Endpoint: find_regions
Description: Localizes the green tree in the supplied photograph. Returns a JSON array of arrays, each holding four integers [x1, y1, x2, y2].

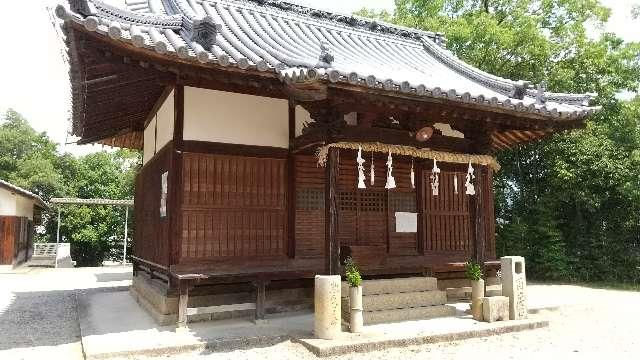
[[358, 1, 640, 282], [0, 109, 141, 266]]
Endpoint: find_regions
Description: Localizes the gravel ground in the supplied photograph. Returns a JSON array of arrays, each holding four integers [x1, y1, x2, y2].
[[1, 267, 639, 359], [126, 285, 640, 360], [0, 266, 132, 360]]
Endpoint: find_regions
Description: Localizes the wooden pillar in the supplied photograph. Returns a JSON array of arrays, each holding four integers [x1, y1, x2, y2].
[[170, 84, 185, 268], [416, 161, 425, 255], [254, 279, 268, 322], [177, 279, 190, 328], [473, 166, 486, 266], [287, 98, 296, 258], [325, 148, 340, 275]]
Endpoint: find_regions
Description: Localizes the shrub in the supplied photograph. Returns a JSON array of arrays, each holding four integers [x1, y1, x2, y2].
[[465, 259, 483, 281], [344, 257, 362, 287]]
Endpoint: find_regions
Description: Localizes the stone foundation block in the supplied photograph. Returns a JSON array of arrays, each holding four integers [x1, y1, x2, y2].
[[482, 296, 509, 323]]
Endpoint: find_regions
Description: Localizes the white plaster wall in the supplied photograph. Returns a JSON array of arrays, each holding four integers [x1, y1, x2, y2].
[[0, 188, 17, 216], [0, 188, 34, 219], [184, 87, 289, 148], [295, 105, 312, 137], [143, 90, 175, 164], [143, 118, 156, 164], [14, 196, 34, 220]]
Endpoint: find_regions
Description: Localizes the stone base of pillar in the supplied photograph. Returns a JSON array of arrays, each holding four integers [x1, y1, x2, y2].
[[349, 286, 363, 333], [471, 279, 485, 321]]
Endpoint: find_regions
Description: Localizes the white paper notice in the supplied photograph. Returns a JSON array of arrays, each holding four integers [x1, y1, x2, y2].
[[160, 171, 168, 218], [395, 212, 417, 233]]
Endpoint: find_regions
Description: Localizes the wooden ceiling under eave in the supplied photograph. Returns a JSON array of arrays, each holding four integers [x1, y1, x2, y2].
[[67, 28, 173, 150]]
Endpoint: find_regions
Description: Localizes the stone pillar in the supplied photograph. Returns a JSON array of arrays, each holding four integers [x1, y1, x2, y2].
[[471, 279, 485, 321], [349, 286, 363, 333], [500, 256, 527, 320], [314, 275, 341, 339]]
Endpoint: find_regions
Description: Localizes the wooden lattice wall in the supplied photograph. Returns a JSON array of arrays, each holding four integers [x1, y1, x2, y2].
[[294, 155, 325, 258]]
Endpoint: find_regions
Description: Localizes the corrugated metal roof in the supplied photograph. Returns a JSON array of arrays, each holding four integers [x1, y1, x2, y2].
[[50, 198, 134, 206], [55, 0, 598, 120]]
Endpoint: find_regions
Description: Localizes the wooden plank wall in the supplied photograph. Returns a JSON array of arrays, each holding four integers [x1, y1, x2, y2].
[[0, 216, 31, 266], [0, 216, 16, 265], [423, 168, 471, 254], [482, 168, 496, 259], [294, 155, 325, 258], [134, 143, 173, 267], [180, 153, 287, 261]]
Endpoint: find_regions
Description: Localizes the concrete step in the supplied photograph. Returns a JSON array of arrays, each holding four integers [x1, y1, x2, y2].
[[363, 304, 457, 325], [341, 277, 438, 296]]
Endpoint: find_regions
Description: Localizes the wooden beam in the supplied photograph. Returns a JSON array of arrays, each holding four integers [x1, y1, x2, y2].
[[324, 148, 340, 275], [182, 141, 289, 159]]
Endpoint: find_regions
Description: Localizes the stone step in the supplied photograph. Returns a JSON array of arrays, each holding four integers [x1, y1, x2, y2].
[[342, 290, 447, 312], [341, 277, 438, 296], [438, 277, 501, 290], [437, 278, 470, 290], [486, 285, 502, 297], [446, 285, 503, 301], [363, 305, 457, 325], [364, 290, 447, 311]]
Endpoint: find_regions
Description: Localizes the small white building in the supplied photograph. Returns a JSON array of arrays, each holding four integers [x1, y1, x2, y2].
[[0, 180, 47, 269]]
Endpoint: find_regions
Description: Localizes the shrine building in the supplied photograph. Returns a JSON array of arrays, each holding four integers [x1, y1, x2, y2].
[[56, 0, 598, 325]]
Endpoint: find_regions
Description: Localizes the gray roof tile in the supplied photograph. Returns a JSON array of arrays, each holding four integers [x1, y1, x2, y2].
[[56, 0, 599, 119]]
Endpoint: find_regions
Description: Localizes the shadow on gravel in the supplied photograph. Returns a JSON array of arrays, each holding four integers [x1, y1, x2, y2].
[[0, 289, 80, 351]]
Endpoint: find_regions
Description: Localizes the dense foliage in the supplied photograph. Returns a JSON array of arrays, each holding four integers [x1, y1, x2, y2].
[[358, 0, 640, 283], [465, 259, 483, 281], [344, 257, 363, 287], [0, 109, 140, 266]]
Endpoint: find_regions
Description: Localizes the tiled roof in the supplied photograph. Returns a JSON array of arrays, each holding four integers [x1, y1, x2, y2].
[[55, 0, 599, 120]]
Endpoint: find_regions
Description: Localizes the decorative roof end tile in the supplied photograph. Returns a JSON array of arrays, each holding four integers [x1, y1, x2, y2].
[[70, 0, 95, 16], [510, 81, 529, 100], [536, 82, 547, 105], [318, 41, 334, 67], [183, 16, 220, 51]]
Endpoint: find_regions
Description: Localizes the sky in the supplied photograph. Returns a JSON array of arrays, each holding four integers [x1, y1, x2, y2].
[[0, 0, 637, 156]]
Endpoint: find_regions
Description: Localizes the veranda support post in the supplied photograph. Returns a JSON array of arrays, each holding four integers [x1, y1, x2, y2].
[[55, 207, 61, 268], [122, 206, 129, 266]]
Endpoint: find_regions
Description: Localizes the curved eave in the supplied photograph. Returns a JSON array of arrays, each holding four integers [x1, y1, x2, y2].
[[59, 4, 599, 123]]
